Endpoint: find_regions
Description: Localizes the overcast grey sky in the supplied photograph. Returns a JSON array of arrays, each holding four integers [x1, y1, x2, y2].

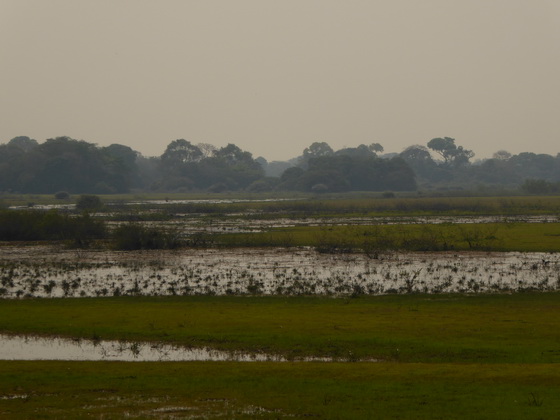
[[1, 0, 559, 161]]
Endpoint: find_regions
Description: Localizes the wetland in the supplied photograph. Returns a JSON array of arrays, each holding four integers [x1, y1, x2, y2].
[[1, 246, 560, 298], [1, 193, 560, 418]]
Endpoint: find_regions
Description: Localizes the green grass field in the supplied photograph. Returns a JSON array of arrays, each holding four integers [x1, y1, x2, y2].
[[1, 294, 560, 363], [1, 361, 559, 419], [2, 294, 560, 418]]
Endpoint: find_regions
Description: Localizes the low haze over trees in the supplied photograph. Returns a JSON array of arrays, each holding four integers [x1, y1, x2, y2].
[[1, 135, 559, 194]]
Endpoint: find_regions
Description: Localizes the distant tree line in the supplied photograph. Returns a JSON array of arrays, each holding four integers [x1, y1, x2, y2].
[[1, 135, 560, 194], [0, 136, 140, 194], [400, 139, 560, 190], [277, 142, 415, 192], [154, 140, 264, 192]]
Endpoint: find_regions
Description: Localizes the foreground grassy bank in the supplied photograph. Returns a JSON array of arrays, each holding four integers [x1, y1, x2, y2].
[[2, 294, 560, 363], [1, 361, 559, 419]]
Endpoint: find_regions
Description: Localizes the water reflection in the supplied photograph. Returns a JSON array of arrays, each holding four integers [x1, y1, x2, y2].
[[0, 334, 288, 362]]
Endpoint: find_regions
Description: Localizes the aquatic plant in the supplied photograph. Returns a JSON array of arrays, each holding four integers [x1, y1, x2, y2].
[[1, 247, 560, 298]]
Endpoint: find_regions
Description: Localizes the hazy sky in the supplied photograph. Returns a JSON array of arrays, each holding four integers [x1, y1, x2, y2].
[[1, 0, 559, 161]]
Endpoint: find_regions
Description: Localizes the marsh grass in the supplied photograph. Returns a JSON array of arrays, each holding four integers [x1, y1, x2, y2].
[[4, 195, 560, 252], [0, 210, 106, 245]]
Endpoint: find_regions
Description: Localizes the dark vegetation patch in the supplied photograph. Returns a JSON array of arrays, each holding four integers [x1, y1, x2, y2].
[[112, 223, 182, 250], [0, 210, 105, 245]]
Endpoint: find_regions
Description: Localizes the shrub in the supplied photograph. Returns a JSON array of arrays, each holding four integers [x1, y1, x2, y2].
[[76, 195, 103, 211], [208, 183, 228, 193], [67, 212, 107, 248], [0, 209, 106, 243], [521, 179, 559, 195], [311, 183, 328, 193], [247, 180, 272, 193], [112, 223, 182, 250], [54, 191, 70, 200]]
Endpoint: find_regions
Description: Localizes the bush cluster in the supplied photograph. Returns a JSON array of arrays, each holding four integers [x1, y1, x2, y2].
[[76, 195, 103, 211], [0, 209, 185, 250], [0, 210, 106, 242], [112, 224, 182, 250]]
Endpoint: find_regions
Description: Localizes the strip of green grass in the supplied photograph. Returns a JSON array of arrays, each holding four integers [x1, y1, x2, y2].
[[215, 222, 560, 252], [1, 361, 559, 419], [2, 294, 560, 363]]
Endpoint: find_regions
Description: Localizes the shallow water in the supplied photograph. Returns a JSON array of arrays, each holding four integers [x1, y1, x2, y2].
[[116, 214, 560, 235], [1, 246, 559, 298], [8, 203, 75, 210], [0, 334, 288, 362], [123, 198, 299, 206], [8, 197, 299, 211]]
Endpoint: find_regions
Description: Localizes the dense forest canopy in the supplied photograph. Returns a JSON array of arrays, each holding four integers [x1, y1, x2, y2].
[[1, 136, 559, 194]]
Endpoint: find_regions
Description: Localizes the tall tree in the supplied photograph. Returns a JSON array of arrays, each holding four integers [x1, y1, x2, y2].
[[335, 144, 376, 158], [427, 137, 474, 166], [303, 142, 334, 159], [195, 143, 264, 190], [368, 143, 384, 154], [196, 142, 216, 158], [8, 136, 38, 152], [157, 140, 203, 191], [161, 139, 203, 168], [492, 150, 512, 161]]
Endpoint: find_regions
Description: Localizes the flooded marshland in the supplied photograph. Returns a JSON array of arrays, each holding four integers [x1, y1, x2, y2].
[[115, 214, 560, 236], [2, 198, 560, 362], [1, 245, 559, 298]]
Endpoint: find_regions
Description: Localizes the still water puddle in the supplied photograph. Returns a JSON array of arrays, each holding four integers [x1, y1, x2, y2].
[[0, 334, 290, 362]]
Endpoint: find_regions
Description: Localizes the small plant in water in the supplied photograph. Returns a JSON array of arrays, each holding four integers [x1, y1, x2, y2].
[[527, 392, 543, 407], [129, 342, 141, 357]]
